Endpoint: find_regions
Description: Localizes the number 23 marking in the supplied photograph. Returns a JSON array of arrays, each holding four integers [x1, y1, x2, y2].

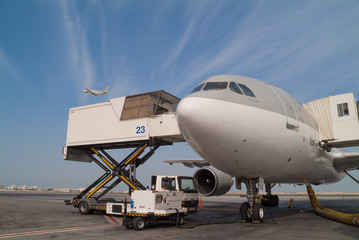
[[136, 126, 145, 134]]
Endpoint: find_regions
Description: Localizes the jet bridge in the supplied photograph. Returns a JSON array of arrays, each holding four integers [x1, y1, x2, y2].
[[63, 90, 185, 211], [304, 92, 359, 150]]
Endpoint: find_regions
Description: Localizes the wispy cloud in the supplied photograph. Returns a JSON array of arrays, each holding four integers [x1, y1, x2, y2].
[[107, 76, 138, 99], [60, 1, 96, 101], [0, 49, 21, 81], [0, 49, 35, 93], [168, 0, 359, 99], [161, 14, 198, 69]]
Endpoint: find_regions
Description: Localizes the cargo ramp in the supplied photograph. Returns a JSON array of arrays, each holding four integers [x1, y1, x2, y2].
[[63, 90, 185, 212]]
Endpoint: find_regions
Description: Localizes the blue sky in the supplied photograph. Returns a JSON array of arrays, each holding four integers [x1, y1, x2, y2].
[[0, 0, 358, 193]]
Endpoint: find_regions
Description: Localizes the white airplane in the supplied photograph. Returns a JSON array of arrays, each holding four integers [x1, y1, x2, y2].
[[84, 86, 109, 95], [171, 75, 359, 223]]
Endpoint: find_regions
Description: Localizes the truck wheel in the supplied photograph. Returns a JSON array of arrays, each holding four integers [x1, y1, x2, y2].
[[133, 217, 146, 231], [177, 214, 184, 225], [78, 201, 92, 214], [124, 218, 133, 229], [125, 223, 133, 229]]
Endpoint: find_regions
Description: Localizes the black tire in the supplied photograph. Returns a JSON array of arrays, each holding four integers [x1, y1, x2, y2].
[[78, 201, 92, 215], [262, 197, 268, 207], [274, 195, 279, 207], [252, 204, 264, 222], [124, 218, 133, 229], [270, 195, 275, 206], [240, 202, 251, 221], [133, 217, 146, 231], [177, 214, 184, 225], [125, 223, 133, 229]]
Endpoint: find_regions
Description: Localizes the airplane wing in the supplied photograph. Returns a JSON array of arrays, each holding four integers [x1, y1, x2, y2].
[[163, 160, 210, 168], [333, 152, 359, 171], [164, 153, 359, 171]]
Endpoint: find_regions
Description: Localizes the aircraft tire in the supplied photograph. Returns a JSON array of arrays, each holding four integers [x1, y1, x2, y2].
[[268, 195, 274, 206], [261, 197, 268, 207], [252, 204, 264, 222], [240, 202, 251, 221], [274, 195, 279, 207]]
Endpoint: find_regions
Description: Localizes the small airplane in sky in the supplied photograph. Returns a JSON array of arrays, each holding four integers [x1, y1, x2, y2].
[[84, 86, 109, 95]]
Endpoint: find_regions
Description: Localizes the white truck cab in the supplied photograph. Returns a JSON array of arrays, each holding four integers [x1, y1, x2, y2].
[[151, 175, 199, 213]]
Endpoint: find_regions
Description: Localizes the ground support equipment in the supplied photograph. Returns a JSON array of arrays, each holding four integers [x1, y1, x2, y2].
[[65, 140, 165, 213], [106, 190, 187, 230]]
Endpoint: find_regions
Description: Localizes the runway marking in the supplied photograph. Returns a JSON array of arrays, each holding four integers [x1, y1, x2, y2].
[[104, 215, 122, 225], [0, 222, 119, 239]]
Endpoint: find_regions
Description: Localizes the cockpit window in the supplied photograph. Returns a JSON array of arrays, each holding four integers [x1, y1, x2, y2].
[[238, 83, 255, 97], [203, 82, 228, 91], [229, 82, 243, 94], [191, 83, 205, 93]]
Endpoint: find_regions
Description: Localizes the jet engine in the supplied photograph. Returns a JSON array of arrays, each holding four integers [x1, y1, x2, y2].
[[194, 167, 233, 196]]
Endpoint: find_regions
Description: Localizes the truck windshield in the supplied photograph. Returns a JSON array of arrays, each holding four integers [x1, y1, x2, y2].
[[178, 177, 197, 193]]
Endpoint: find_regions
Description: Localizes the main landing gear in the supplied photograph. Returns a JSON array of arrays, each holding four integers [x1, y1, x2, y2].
[[261, 183, 279, 207], [239, 179, 279, 223]]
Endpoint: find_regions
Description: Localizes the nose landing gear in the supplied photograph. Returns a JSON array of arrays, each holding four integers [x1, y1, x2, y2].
[[239, 178, 265, 223]]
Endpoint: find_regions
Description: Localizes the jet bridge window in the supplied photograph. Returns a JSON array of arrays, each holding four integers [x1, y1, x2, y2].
[[337, 103, 349, 117], [191, 83, 205, 93], [203, 82, 228, 91], [229, 82, 243, 94], [121, 94, 152, 120], [121, 90, 180, 120], [238, 83, 255, 97]]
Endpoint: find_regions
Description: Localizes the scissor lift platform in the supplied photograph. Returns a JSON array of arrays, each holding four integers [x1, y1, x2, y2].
[[63, 90, 185, 213]]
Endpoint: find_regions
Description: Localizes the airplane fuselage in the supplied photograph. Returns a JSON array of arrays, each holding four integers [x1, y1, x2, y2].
[[176, 75, 345, 185], [84, 87, 109, 95]]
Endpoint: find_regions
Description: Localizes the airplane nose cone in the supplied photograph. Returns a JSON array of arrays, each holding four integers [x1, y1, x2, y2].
[[177, 97, 220, 140]]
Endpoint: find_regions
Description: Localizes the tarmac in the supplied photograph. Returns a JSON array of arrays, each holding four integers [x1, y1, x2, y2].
[[0, 191, 358, 240]]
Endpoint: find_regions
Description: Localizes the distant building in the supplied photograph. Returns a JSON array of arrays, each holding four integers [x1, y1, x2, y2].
[[4, 185, 41, 191], [7, 185, 18, 190]]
